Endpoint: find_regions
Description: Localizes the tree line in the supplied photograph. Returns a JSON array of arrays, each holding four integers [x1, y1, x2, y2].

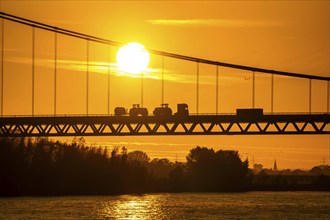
[[0, 137, 250, 196], [0, 137, 328, 196]]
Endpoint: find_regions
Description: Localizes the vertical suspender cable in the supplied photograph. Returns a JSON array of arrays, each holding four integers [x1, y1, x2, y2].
[[54, 31, 57, 115], [162, 56, 164, 104], [328, 80, 330, 167], [327, 81, 330, 112], [327, 81, 330, 168], [107, 45, 111, 115], [309, 79, 312, 114], [141, 71, 144, 107], [1, 18, 3, 116], [216, 65, 219, 114], [32, 26, 35, 116], [196, 62, 199, 114], [86, 40, 89, 115], [271, 74, 274, 114], [252, 71, 255, 109], [327, 80, 329, 113]]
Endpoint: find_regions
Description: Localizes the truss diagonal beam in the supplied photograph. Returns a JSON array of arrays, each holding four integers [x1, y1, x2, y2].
[[0, 114, 329, 137]]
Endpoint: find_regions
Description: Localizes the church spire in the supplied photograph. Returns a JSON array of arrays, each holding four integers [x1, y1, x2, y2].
[[274, 159, 278, 172]]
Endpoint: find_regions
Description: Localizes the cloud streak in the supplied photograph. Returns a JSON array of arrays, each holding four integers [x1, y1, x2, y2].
[[147, 18, 281, 28], [5, 56, 263, 86]]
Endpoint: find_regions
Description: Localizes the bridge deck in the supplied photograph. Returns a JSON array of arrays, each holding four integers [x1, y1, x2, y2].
[[0, 114, 329, 136]]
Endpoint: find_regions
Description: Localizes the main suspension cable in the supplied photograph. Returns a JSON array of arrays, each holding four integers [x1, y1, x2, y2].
[[0, 12, 328, 81]]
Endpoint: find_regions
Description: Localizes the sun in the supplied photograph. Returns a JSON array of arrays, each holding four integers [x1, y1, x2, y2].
[[116, 42, 150, 75]]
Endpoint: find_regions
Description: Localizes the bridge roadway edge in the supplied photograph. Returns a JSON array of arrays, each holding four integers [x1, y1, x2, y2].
[[0, 114, 329, 137]]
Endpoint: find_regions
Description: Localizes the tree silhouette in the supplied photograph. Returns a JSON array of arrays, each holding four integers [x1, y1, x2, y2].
[[127, 150, 150, 164], [186, 146, 248, 191], [169, 163, 185, 192], [0, 138, 269, 196]]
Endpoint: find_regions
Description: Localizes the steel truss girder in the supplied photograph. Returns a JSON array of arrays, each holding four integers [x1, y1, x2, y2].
[[0, 114, 329, 137]]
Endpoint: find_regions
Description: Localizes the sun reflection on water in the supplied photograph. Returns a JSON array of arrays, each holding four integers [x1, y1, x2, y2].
[[98, 195, 165, 219]]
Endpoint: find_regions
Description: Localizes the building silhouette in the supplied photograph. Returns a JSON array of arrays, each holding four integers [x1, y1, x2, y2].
[[274, 159, 278, 172]]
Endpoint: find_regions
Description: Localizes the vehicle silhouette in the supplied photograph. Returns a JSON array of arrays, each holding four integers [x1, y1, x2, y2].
[[153, 104, 172, 116], [114, 103, 189, 117]]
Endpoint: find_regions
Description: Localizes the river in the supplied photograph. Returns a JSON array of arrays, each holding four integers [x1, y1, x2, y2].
[[0, 192, 329, 219]]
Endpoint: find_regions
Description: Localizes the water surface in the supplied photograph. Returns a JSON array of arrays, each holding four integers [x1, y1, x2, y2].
[[0, 192, 329, 219]]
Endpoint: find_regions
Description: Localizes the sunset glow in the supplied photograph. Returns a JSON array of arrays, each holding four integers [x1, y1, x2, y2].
[[0, 0, 329, 170], [0, 2, 330, 217], [116, 42, 150, 75]]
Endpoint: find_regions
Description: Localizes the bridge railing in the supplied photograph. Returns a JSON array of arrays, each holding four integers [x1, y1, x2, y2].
[[0, 112, 329, 118]]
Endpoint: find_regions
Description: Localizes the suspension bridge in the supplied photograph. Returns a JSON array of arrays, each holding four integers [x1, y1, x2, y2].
[[0, 12, 329, 137]]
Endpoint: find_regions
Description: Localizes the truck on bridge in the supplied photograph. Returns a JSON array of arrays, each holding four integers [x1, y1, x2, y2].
[[114, 103, 189, 117], [236, 108, 264, 117], [115, 104, 148, 117], [153, 104, 172, 116]]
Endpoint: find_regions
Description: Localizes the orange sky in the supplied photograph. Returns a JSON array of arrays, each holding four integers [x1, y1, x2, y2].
[[0, 1, 329, 169]]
